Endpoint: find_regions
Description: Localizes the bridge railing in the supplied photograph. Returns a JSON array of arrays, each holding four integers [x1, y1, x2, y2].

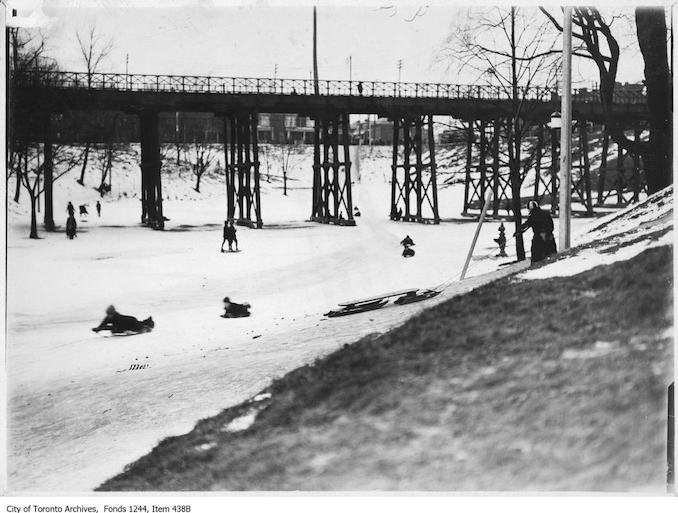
[[11, 70, 647, 104]]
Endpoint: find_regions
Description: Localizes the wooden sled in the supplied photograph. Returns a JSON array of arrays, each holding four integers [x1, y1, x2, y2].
[[393, 288, 441, 305], [324, 288, 418, 318]]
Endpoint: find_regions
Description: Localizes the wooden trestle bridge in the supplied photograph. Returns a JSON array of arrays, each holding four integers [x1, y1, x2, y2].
[[11, 70, 649, 229]]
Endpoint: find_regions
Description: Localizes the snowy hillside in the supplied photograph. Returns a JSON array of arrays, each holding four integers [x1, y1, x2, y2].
[[519, 185, 673, 280], [5, 140, 658, 493]]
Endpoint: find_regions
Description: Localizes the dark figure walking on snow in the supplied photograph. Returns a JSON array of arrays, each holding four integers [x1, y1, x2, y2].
[[92, 305, 154, 334], [67, 201, 75, 217], [221, 220, 238, 252], [221, 297, 251, 318], [517, 200, 557, 263], [96, 201, 101, 217], [66, 215, 77, 240]]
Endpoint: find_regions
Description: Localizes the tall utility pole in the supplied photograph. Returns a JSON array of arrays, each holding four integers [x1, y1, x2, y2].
[[559, 7, 573, 250], [349, 55, 352, 82], [397, 59, 403, 96], [509, 6, 525, 261], [313, 6, 319, 95]]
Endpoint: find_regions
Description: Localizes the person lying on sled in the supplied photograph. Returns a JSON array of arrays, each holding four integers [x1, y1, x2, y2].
[[221, 297, 251, 318], [92, 305, 154, 334]]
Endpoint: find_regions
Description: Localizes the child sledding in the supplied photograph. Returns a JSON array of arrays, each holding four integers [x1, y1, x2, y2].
[[400, 235, 415, 257], [92, 305, 154, 335], [221, 297, 251, 318]]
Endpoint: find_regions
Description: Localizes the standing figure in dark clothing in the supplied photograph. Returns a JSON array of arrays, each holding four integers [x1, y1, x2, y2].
[[67, 201, 75, 217], [221, 220, 238, 252], [96, 201, 101, 217], [66, 215, 77, 239], [92, 305, 154, 334], [517, 200, 557, 263]]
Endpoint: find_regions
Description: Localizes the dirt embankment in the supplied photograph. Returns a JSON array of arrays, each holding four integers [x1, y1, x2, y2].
[[98, 239, 673, 492]]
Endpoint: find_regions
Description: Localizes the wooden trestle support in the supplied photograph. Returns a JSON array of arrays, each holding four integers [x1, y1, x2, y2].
[[595, 124, 647, 206], [310, 112, 355, 225], [463, 118, 506, 217], [139, 110, 165, 229], [43, 111, 55, 231], [390, 114, 440, 224], [223, 112, 263, 228], [462, 118, 596, 217]]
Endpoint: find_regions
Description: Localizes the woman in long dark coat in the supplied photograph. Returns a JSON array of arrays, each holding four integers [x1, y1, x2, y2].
[[518, 200, 557, 263]]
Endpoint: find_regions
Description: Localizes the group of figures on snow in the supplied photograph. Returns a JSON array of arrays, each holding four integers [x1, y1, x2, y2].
[[92, 296, 251, 335], [398, 201, 556, 263], [89, 202, 555, 336], [65, 200, 101, 239]]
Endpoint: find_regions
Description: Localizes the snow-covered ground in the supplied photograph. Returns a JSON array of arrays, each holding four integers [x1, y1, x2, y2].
[[4, 144, 610, 492], [519, 186, 673, 280]]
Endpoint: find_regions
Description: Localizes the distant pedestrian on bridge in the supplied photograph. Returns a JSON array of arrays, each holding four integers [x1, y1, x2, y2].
[[221, 220, 238, 252], [357, 81, 363, 95], [516, 200, 556, 264], [96, 201, 101, 217]]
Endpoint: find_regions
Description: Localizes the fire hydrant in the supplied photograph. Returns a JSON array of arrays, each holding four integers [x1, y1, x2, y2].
[[494, 222, 507, 257]]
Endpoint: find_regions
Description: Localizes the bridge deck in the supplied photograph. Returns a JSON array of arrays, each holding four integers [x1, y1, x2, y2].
[[12, 71, 648, 121]]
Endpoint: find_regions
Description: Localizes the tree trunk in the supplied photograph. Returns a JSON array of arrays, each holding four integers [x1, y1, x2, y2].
[[100, 147, 112, 196], [29, 192, 38, 239], [283, 171, 287, 196], [636, 7, 672, 193], [78, 141, 91, 185], [195, 172, 201, 193], [13, 152, 22, 203], [14, 168, 22, 203], [43, 120, 55, 231]]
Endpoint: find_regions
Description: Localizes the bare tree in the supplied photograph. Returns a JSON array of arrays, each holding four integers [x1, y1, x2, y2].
[[94, 142, 121, 197], [260, 144, 273, 183], [19, 142, 81, 239], [444, 6, 561, 260], [541, 6, 672, 194], [280, 138, 302, 196], [76, 22, 113, 86], [187, 142, 216, 193], [8, 27, 66, 232], [75, 23, 113, 186], [7, 27, 52, 203], [173, 112, 186, 166]]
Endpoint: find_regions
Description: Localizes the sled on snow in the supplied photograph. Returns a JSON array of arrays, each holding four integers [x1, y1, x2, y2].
[[324, 288, 416, 317], [393, 288, 441, 305]]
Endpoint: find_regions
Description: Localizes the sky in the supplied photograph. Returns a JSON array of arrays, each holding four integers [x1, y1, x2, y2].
[[25, 1, 650, 88]]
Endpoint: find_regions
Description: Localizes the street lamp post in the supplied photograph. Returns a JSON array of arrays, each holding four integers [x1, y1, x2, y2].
[[559, 6, 573, 251]]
